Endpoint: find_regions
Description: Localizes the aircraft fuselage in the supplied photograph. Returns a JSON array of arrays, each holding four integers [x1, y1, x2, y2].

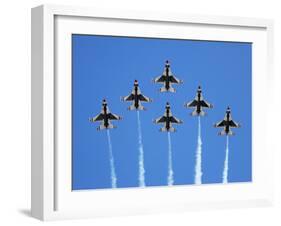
[[165, 108, 171, 130], [102, 105, 110, 128], [224, 113, 231, 134], [164, 67, 171, 90], [133, 86, 140, 109], [196, 92, 202, 114]]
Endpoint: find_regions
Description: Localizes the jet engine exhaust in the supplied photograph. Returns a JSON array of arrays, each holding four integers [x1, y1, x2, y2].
[[195, 116, 203, 185], [167, 132, 174, 186], [222, 136, 229, 184], [137, 111, 146, 187], [106, 130, 117, 188]]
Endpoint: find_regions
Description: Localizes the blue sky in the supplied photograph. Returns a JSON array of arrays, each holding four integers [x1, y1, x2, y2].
[[72, 34, 252, 190]]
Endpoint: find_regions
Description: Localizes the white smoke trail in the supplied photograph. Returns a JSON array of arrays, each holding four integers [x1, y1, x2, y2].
[[106, 130, 117, 188], [167, 132, 174, 186], [222, 136, 229, 184], [137, 111, 146, 187], [194, 116, 203, 185]]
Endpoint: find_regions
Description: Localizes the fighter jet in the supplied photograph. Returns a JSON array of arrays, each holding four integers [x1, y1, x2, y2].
[[153, 60, 183, 93], [121, 80, 152, 110], [184, 86, 213, 116], [154, 102, 183, 132], [214, 107, 241, 136], [89, 99, 122, 130]]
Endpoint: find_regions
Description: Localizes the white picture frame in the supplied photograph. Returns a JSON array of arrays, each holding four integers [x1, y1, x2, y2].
[[31, 4, 274, 221]]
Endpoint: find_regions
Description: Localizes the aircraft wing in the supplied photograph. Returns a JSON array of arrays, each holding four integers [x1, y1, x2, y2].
[[154, 75, 166, 83], [169, 75, 182, 84], [229, 120, 240, 128], [155, 116, 166, 123], [200, 100, 213, 108], [185, 99, 198, 107], [123, 93, 134, 101], [215, 120, 226, 127], [170, 116, 182, 124], [107, 113, 121, 120], [138, 94, 151, 102], [92, 113, 104, 121]]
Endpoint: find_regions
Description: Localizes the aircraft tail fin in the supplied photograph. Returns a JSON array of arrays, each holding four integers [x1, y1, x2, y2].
[[191, 110, 199, 116], [218, 130, 234, 136], [128, 104, 145, 111], [97, 124, 106, 131], [97, 123, 115, 131], [168, 87, 176, 93], [199, 110, 206, 116], [228, 130, 235, 136], [169, 127, 176, 132], [137, 105, 145, 111], [160, 86, 176, 93], [160, 127, 176, 132], [128, 105, 136, 111], [191, 110, 206, 116]]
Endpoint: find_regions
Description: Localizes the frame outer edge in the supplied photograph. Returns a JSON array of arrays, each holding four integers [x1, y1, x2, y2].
[[266, 21, 274, 205], [31, 5, 44, 220], [31, 4, 274, 220]]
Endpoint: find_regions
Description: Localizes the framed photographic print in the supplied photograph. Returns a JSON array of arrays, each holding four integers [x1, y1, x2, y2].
[[31, 4, 274, 221]]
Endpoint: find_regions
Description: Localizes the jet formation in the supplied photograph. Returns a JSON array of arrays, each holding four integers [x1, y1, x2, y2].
[[214, 107, 241, 136], [90, 60, 241, 135]]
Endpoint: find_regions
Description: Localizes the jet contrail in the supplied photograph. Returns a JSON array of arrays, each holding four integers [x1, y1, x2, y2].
[[195, 116, 203, 185], [137, 111, 146, 187], [106, 130, 117, 188], [167, 132, 174, 186], [222, 136, 229, 184]]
